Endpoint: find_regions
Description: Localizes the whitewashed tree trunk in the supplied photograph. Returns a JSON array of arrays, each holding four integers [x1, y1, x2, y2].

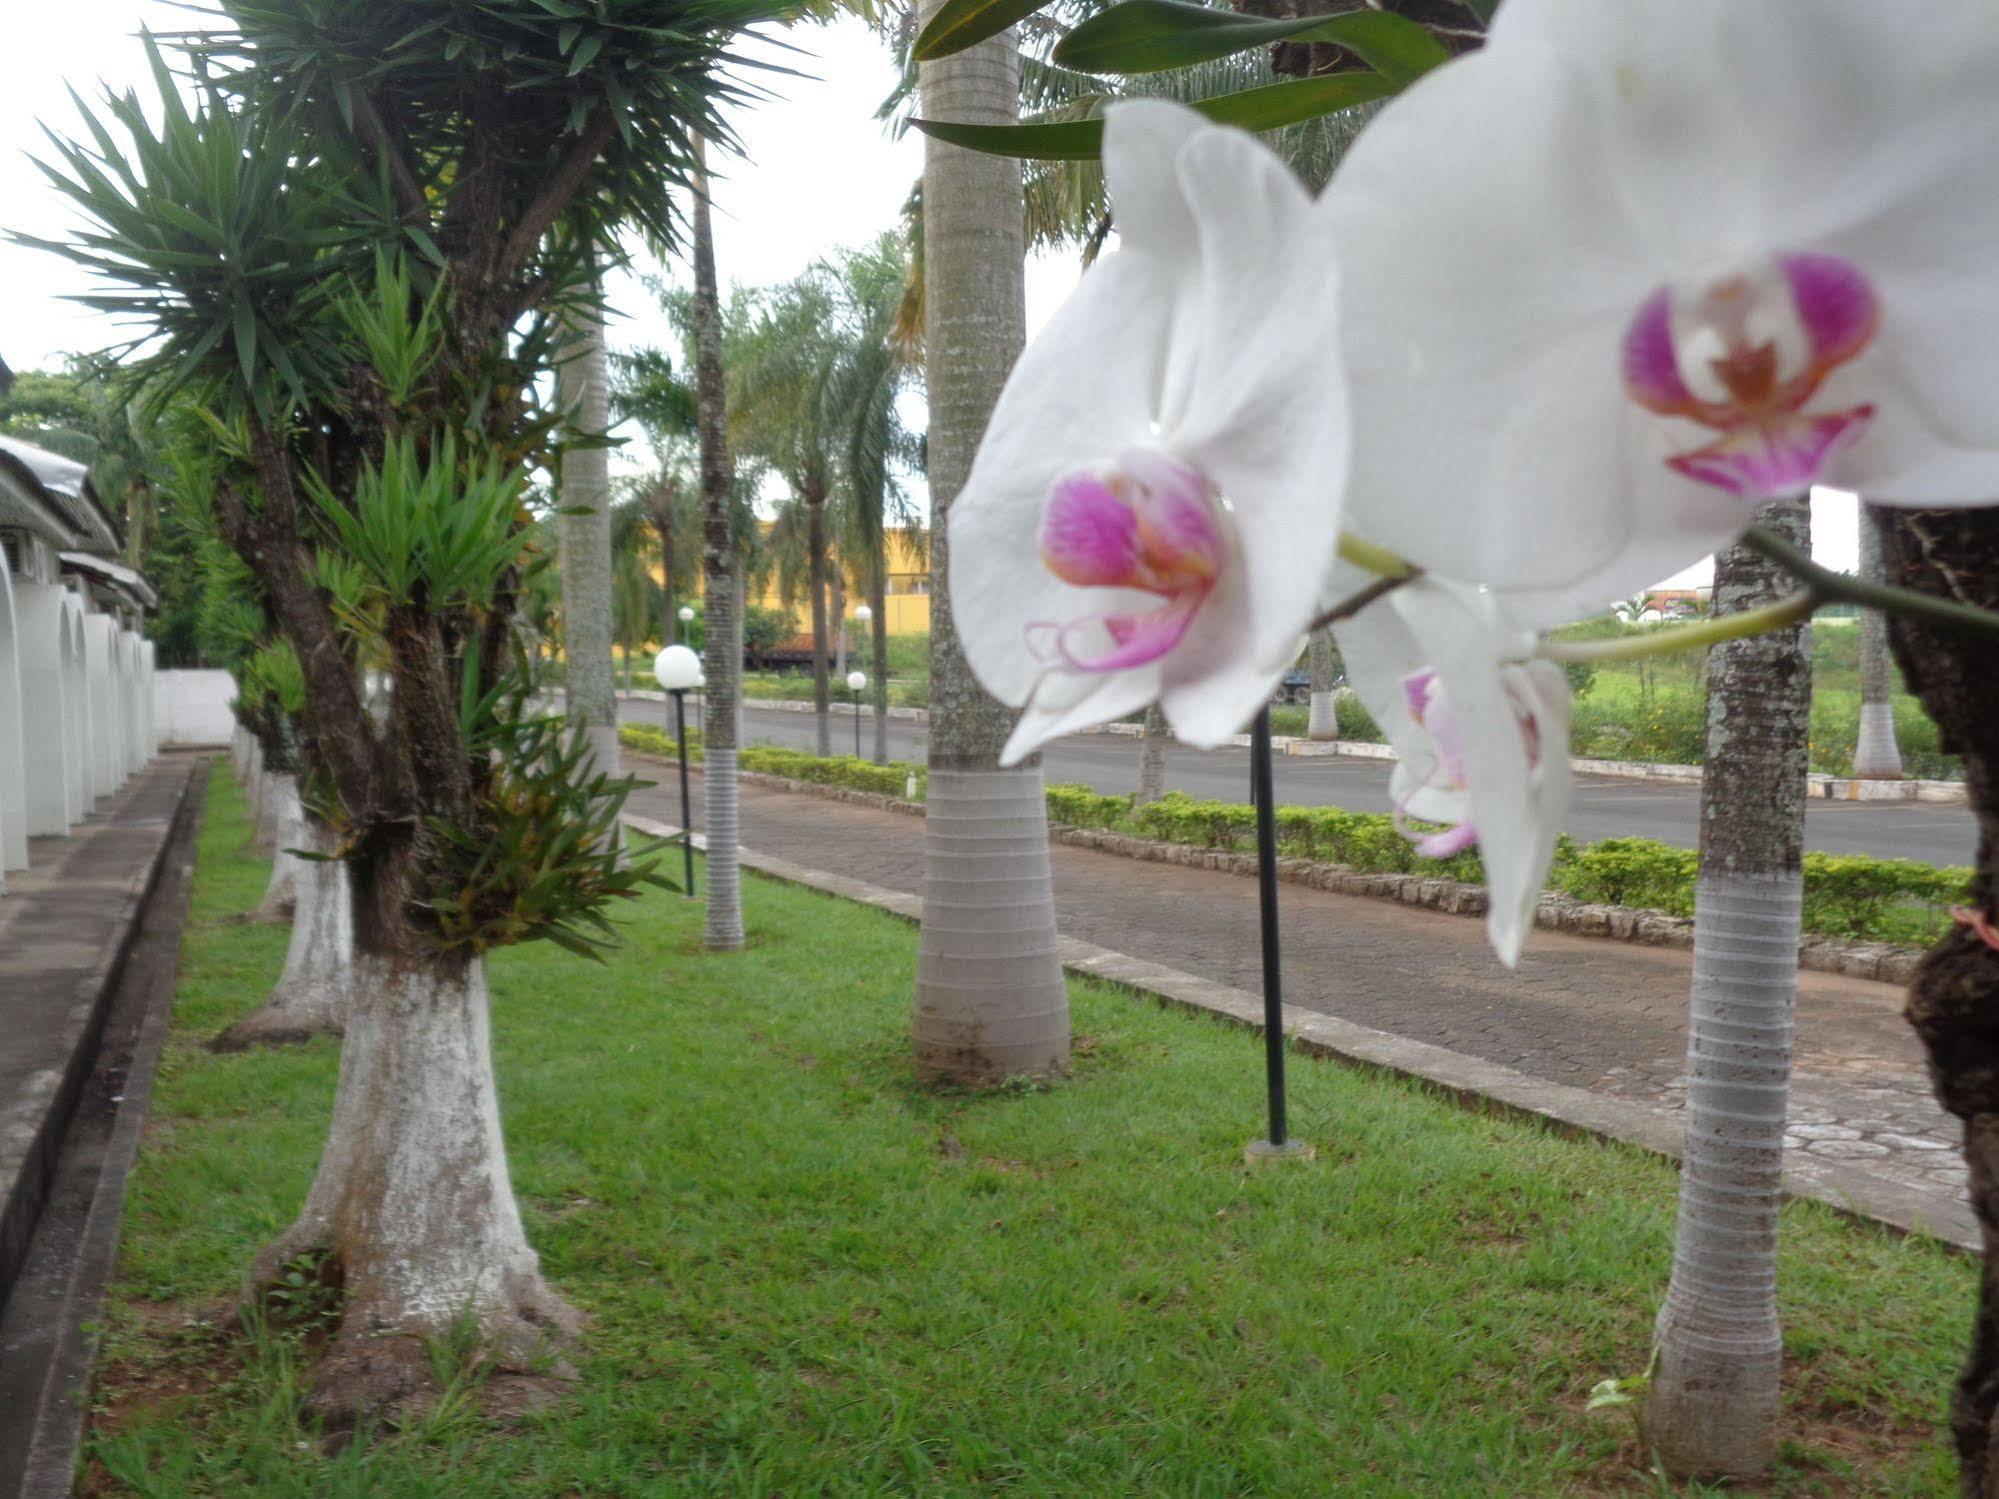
[[914, 10, 1068, 1085], [1851, 503, 1904, 779], [232, 725, 251, 781], [255, 773, 303, 921], [1646, 497, 1811, 1479], [692, 135, 744, 951], [558, 290, 622, 782], [247, 738, 267, 839], [1137, 702, 1168, 806], [253, 952, 576, 1403], [217, 814, 351, 1049], [1308, 628, 1339, 740]]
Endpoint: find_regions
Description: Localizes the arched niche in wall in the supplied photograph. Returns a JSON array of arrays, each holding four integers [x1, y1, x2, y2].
[[14, 580, 76, 836]]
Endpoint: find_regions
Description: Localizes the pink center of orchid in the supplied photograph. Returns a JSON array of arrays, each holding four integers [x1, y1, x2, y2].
[[1027, 450, 1226, 674], [1621, 252, 1879, 499]]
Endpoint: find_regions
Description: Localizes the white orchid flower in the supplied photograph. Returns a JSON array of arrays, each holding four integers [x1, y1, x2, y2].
[[1337, 576, 1573, 966], [950, 100, 1348, 765], [1322, 0, 1999, 622]]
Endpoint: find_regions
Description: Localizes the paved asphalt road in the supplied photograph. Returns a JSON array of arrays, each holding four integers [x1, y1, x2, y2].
[[618, 698, 1975, 866]]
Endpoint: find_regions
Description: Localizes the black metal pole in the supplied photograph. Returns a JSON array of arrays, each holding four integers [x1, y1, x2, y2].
[[673, 688, 695, 897], [1252, 706, 1287, 1146], [854, 691, 862, 758]]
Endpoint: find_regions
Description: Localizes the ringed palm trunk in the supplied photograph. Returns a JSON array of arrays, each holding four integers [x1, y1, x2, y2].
[[691, 135, 744, 951], [1874, 502, 1999, 1495], [657, 517, 677, 648], [1136, 703, 1167, 806], [808, 484, 833, 757], [1645, 496, 1812, 1479], [1308, 627, 1339, 740], [557, 296, 621, 780], [870, 567, 890, 765], [1851, 502, 1904, 779], [914, 9, 1068, 1086]]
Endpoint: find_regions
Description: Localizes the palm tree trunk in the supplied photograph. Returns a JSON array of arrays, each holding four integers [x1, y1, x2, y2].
[[1646, 496, 1812, 1480], [254, 771, 303, 922], [1136, 703, 1168, 805], [557, 293, 620, 780], [691, 135, 744, 951], [1851, 503, 1904, 779], [1875, 503, 1999, 1496], [870, 567, 889, 765], [658, 518, 677, 648], [914, 8, 1068, 1086], [1308, 627, 1339, 740], [808, 485, 832, 757]]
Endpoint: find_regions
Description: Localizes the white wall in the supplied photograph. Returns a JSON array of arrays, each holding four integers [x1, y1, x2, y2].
[[154, 669, 235, 748]]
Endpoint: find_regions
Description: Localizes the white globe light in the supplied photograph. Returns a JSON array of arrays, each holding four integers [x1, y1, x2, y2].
[[678, 605, 695, 622], [854, 603, 873, 623], [846, 670, 868, 693], [654, 644, 703, 692]]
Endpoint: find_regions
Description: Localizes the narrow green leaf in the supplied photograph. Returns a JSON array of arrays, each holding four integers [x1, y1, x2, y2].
[[1054, 1, 1449, 84], [233, 298, 258, 388], [913, 0, 1056, 62], [558, 22, 582, 54], [569, 33, 606, 75], [911, 71, 1395, 161]]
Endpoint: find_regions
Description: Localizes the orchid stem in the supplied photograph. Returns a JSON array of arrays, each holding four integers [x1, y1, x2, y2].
[[1309, 572, 1412, 632], [1536, 591, 1817, 663], [1336, 532, 1418, 580], [1308, 533, 1423, 631], [1741, 523, 1999, 638]]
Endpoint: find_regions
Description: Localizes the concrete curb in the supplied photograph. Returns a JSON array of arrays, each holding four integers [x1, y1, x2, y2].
[[0, 761, 199, 1318], [0, 759, 207, 1497], [620, 691, 1968, 803], [624, 752, 1926, 986], [621, 809, 1974, 1255]]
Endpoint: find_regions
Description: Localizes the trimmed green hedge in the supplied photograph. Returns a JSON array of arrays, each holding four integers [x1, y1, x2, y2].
[[622, 729, 1968, 946], [619, 723, 923, 800]]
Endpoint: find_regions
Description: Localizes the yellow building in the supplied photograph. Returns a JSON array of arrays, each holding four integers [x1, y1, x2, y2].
[[748, 525, 932, 639]]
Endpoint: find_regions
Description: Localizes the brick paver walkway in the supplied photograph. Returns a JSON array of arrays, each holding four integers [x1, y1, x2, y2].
[[623, 768, 1963, 1214]]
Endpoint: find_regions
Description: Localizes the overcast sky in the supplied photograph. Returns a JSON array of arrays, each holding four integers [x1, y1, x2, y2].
[[2, 4, 1855, 579]]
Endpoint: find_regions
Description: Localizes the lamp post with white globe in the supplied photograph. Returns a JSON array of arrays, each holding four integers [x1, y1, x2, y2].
[[853, 604, 875, 761], [847, 669, 867, 759], [654, 643, 703, 897]]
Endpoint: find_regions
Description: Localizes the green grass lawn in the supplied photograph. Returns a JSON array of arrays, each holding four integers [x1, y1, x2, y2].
[[86, 764, 1971, 1495]]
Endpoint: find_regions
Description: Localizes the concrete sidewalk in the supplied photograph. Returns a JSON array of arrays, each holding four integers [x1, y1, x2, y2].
[[624, 763, 1971, 1250]]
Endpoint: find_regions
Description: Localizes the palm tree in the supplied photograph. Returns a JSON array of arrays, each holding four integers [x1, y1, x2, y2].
[[557, 293, 621, 776], [823, 234, 921, 764], [1136, 703, 1168, 805], [1307, 628, 1340, 739], [1645, 496, 1812, 1479], [690, 135, 746, 952], [728, 276, 845, 754], [1851, 502, 1904, 778], [914, 9, 1070, 1085]]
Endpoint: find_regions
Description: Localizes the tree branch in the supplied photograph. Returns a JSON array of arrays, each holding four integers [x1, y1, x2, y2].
[[497, 107, 619, 285]]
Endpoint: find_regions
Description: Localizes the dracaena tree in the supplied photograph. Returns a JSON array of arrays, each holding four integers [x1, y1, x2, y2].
[[31, 0, 783, 1418]]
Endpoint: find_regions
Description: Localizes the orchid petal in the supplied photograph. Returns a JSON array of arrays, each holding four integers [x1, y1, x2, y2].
[[1002, 659, 1162, 767], [1337, 575, 1573, 967], [1167, 126, 1349, 672], [950, 248, 1176, 708], [1324, 0, 1999, 619]]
